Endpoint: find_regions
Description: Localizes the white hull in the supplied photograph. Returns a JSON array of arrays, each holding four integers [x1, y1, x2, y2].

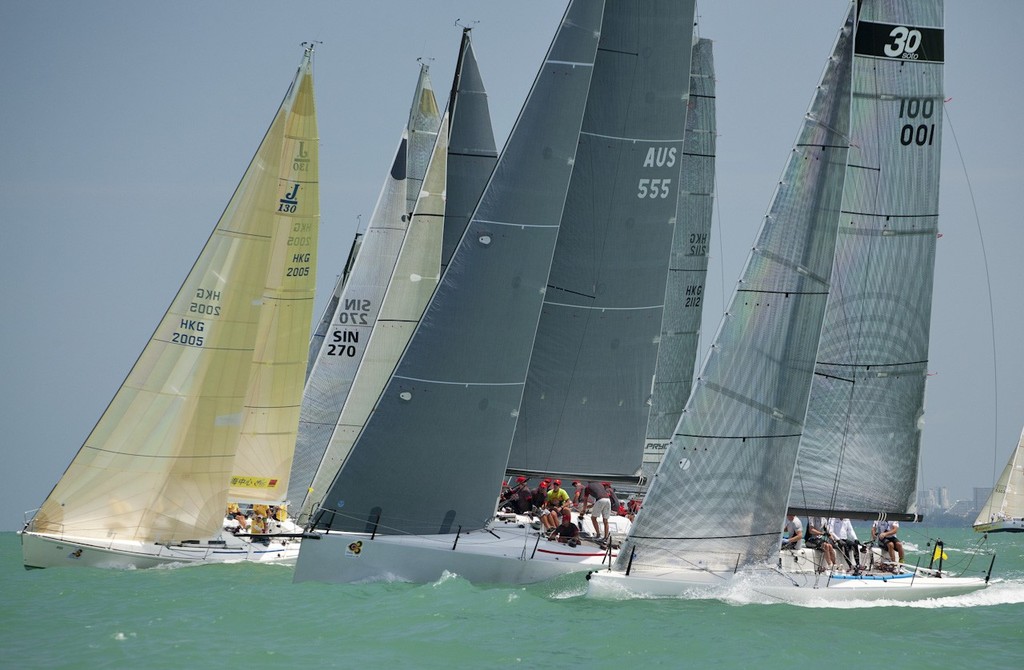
[[586, 566, 988, 602], [21, 530, 299, 569], [294, 524, 617, 585], [973, 519, 1024, 533]]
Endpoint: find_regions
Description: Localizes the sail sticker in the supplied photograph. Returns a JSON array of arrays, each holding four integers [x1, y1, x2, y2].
[[855, 21, 943, 62], [278, 183, 300, 213], [230, 476, 280, 489]]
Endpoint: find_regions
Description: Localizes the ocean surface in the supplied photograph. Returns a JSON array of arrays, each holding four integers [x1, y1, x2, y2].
[[3, 526, 1022, 669]]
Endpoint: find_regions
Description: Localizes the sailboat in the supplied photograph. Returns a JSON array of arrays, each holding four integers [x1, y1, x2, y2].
[[286, 65, 441, 520], [21, 46, 320, 569], [293, 27, 498, 525], [294, 0, 700, 586], [974, 426, 1024, 532], [587, 0, 992, 601]]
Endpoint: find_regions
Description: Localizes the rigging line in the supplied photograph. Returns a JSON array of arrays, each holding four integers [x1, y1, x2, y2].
[[944, 103, 999, 485]]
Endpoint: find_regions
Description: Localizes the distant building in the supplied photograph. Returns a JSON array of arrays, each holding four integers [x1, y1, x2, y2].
[[938, 486, 950, 510]]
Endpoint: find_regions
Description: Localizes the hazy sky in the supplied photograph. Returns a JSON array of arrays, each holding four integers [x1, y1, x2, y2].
[[2, 1, 1021, 531]]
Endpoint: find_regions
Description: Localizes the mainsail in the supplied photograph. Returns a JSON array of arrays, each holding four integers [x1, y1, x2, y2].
[[29, 49, 319, 543], [643, 36, 717, 480], [506, 2, 699, 480], [297, 29, 497, 522], [312, 0, 605, 536], [286, 69, 440, 511], [789, 0, 945, 521], [618, 8, 854, 572]]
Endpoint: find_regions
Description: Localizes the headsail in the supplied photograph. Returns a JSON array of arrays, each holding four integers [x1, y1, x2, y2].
[[644, 36, 717, 480], [29, 49, 320, 543], [619, 9, 855, 572], [789, 0, 945, 521], [313, 0, 605, 536], [507, 1, 699, 480], [287, 71, 440, 511]]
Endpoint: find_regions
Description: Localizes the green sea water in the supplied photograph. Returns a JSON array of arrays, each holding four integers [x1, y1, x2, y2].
[[3, 526, 1022, 669]]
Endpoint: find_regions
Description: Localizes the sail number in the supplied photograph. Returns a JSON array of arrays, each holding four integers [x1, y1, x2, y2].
[[287, 253, 311, 278], [636, 145, 678, 199], [637, 178, 672, 199], [898, 97, 935, 147], [327, 329, 359, 357]]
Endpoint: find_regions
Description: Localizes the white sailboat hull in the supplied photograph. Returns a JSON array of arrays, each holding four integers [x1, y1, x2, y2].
[[294, 525, 617, 585], [973, 519, 1024, 533], [586, 566, 988, 602], [20, 530, 299, 569]]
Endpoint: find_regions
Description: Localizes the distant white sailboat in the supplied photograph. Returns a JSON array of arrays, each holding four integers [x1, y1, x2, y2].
[[587, 0, 992, 601], [973, 426, 1024, 533], [22, 46, 320, 569]]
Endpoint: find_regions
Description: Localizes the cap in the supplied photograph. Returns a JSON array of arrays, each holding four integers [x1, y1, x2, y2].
[[602, 482, 611, 487], [554, 479, 561, 486], [516, 476, 527, 483], [539, 482, 548, 488], [572, 480, 580, 486]]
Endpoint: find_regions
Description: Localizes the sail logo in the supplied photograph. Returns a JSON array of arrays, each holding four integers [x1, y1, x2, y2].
[[278, 183, 300, 213], [293, 141, 311, 173], [884, 26, 922, 59], [346, 541, 363, 557], [855, 21, 943, 63]]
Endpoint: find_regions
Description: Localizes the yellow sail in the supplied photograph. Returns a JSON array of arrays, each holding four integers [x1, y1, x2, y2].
[[30, 51, 319, 544]]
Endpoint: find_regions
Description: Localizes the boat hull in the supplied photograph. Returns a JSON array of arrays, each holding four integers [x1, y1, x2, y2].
[[586, 567, 988, 601], [294, 526, 616, 585], [973, 519, 1024, 533], [20, 530, 299, 569]]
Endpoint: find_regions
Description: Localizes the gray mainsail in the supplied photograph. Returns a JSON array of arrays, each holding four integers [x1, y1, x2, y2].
[[313, 0, 605, 535], [442, 28, 499, 271], [789, 0, 944, 521], [286, 72, 440, 511], [507, 0, 698, 480], [619, 7, 855, 572], [643, 36, 716, 480]]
